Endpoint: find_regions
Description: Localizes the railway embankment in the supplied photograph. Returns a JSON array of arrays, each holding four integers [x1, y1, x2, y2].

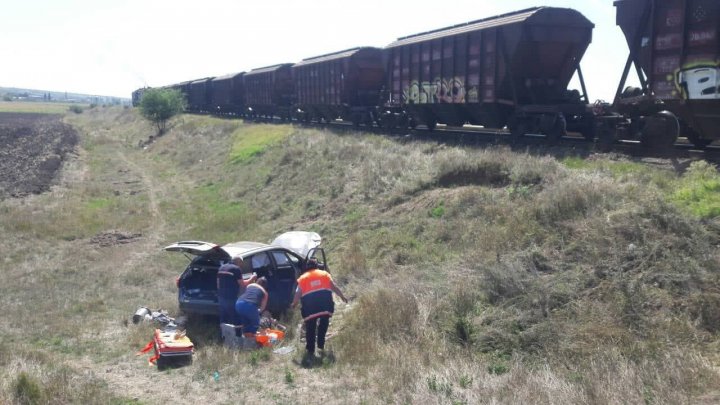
[[1, 106, 719, 404]]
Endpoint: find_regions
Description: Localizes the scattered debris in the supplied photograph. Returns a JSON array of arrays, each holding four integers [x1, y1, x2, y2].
[[260, 312, 287, 331], [131, 306, 179, 328], [273, 346, 295, 355], [90, 230, 142, 247], [220, 323, 286, 350]]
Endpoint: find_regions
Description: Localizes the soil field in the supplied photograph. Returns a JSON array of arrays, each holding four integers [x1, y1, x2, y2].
[[0, 112, 78, 198]]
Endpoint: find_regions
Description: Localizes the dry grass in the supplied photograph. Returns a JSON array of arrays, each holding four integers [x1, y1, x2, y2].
[[1, 107, 718, 403], [0, 101, 88, 114]]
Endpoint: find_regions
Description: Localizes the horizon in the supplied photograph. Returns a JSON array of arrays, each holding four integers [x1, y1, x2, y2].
[[0, 86, 128, 101]]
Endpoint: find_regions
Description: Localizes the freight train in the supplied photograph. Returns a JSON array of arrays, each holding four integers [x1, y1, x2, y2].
[[132, 0, 719, 148]]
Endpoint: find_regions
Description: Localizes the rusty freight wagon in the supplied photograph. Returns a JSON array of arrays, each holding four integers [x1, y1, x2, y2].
[[243, 64, 294, 120], [384, 7, 594, 139], [614, 0, 720, 147], [292, 47, 385, 125], [166, 80, 193, 106], [210, 72, 245, 115], [187, 77, 214, 113]]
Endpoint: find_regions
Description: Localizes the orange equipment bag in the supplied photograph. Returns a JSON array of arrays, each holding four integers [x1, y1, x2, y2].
[[255, 328, 285, 347], [137, 329, 194, 369]]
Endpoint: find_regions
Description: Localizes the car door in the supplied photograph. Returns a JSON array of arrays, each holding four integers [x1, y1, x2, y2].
[[305, 247, 328, 272], [267, 249, 303, 316]]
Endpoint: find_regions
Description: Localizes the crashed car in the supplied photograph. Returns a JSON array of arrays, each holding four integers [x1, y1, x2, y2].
[[165, 231, 326, 318]]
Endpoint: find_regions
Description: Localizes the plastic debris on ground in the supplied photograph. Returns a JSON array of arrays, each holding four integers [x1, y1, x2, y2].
[[132, 306, 179, 329], [273, 346, 295, 355]]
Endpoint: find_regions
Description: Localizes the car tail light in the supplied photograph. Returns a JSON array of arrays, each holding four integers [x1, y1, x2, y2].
[[175, 276, 180, 288]]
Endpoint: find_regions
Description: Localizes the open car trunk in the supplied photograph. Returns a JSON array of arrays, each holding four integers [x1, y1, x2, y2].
[[165, 232, 324, 316], [176, 256, 222, 315]]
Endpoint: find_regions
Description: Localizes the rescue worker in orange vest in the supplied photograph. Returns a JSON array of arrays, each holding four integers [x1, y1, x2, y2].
[[292, 259, 348, 356]]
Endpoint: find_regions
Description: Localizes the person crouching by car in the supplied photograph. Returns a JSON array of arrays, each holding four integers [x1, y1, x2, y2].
[[235, 277, 268, 350], [217, 256, 256, 337], [292, 259, 348, 359]]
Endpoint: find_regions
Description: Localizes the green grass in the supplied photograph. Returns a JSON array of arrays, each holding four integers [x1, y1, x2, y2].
[[561, 156, 592, 170], [228, 124, 294, 164], [671, 161, 720, 218], [0, 101, 88, 114]]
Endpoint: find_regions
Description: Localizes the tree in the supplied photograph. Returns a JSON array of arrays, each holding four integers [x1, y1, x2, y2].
[[138, 88, 186, 134]]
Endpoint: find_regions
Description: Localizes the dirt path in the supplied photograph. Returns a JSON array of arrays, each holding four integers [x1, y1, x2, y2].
[[67, 147, 218, 403], [116, 150, 166, 245]]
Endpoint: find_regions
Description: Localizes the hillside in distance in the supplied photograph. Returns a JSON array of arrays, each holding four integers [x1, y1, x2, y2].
[[0, 106, 719, 404], [0, 86, 128, 105]]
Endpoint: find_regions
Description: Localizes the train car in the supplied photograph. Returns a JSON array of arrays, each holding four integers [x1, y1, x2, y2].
[[131, 87, 148, 107], [384, 7, 595, 139], [187, 77, 215, 113], [210, 72, 245, 115], [165, 80, 193, 105], [292, 47, 385, 125], [243, 64, 294, 120], [613, 0, 720, 147]]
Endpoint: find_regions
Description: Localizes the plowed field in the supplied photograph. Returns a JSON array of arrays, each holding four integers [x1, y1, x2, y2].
[[0, 112, 78, 198]]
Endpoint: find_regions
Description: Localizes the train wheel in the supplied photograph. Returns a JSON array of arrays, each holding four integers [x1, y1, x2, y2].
[[408, 117, 418, 130], [581, 118, 597, 141], [597, 124, 616, 152], [426, 119, 437, 131], [640, 111, 679, 149], [545, 114, 567, 144], [686, 128, 711, 149], [508, 116, 526, 142]]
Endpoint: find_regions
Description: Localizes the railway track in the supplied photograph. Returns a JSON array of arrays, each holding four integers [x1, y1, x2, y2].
[[280, 117, 720, 163]]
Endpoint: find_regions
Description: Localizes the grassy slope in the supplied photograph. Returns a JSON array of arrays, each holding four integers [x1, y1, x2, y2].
[[1, 106, 719, 404]]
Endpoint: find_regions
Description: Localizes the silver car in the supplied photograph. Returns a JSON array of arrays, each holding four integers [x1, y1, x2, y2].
[[165, 231, 325, 317]]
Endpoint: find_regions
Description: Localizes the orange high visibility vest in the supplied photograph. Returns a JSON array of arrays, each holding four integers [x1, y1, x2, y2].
[[297, 269, 332, 297], [297, 269, 334, 320]]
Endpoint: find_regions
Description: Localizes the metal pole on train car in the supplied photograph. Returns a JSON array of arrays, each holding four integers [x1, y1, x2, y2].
[[577, 65, 589, 103], [613, 0, 653, 105]]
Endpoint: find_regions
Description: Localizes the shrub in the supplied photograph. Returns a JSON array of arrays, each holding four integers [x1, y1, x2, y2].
[[68, 105, 84, 114], [435, 153, 510, 187], [139, 88, 186, 134], [479, 261, 531, 304], [430, 200, 445, 218], [533, 173, 619, 225], [444, 286, 481, 345], [14, 372, 45, 405], [336, 289, 419, 363]]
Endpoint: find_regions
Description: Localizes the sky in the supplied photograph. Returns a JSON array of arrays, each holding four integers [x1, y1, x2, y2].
[[0, 0, 634, 100]]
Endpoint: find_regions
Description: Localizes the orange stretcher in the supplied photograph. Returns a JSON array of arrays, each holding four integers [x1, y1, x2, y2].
[[137, 329, 194, 369]]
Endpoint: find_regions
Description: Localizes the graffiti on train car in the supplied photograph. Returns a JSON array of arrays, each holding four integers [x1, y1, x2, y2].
[[676, 61, 720, 100], [403, 77, 467, 104]]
